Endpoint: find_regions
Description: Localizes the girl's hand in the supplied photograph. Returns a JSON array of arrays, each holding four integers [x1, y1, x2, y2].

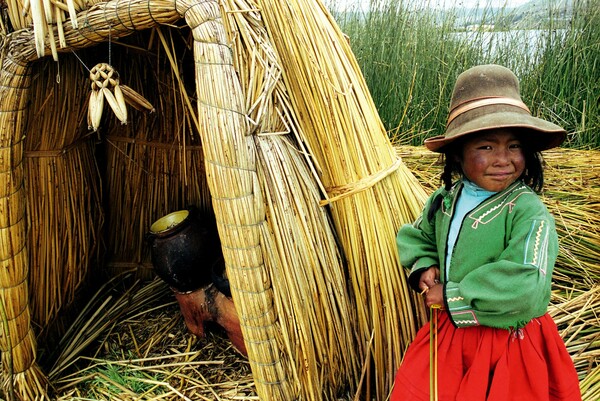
[[419, 267, 443, 308], [424, 284, 443, 308], [418, 266, 440, 291]]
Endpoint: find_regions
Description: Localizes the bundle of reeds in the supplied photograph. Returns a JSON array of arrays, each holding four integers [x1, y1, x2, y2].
[[221, 1, 363, 398], [4, 0, 181, 66], [0, 52, 48, 400], [253, 1, 429, 398], [24, 56, 103, 331], [180, 0, 354, 397]]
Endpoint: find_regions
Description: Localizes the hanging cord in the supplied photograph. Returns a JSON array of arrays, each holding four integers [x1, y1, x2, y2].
[[70, 50, 91, 73], [108, 23, 112, 66]]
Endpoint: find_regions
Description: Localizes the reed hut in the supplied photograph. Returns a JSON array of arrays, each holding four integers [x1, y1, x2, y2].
[[0, 0, 430, 400], [1, 1, 598, 400]]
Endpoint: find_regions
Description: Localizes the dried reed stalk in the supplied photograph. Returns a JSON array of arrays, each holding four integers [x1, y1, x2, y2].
[[180, 1, 293, 399], [0, 51, 48, 400], [221, 2, 362, 398], [24, 55, 103, 329], [11, 0, 181, 64], [50, 276, 256, 400], [254, 1, 429, 398]]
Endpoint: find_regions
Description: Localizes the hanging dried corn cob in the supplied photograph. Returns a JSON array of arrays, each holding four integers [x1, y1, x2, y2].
[[87, 63, 154, 131]]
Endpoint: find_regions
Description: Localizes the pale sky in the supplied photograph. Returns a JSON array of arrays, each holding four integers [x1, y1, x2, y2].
[[327, 0, 532, 11]]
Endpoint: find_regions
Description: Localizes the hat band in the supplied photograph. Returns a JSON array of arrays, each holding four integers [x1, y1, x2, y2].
[[446, 97, 531, 127]]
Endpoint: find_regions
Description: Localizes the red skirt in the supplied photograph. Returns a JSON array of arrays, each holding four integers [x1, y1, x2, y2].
[[390, 312, 581, 401]]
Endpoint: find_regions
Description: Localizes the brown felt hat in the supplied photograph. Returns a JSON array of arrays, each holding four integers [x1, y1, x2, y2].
[[424, 64, 566, 153]]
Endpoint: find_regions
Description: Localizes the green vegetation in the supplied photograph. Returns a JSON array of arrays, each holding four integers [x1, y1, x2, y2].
[[330, 0, 600, 148]]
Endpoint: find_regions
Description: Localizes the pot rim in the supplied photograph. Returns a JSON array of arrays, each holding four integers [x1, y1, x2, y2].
[[150, 210, 190, 234]]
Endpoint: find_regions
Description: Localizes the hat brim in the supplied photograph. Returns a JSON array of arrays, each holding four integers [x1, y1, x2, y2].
[[424, 111, 566, 153]]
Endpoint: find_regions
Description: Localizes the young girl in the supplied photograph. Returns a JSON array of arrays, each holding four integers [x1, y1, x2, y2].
[[391, 65, 582, 401]]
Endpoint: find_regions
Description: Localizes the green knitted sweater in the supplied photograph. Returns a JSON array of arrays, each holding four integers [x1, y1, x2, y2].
[[397, 179, 557, 330]]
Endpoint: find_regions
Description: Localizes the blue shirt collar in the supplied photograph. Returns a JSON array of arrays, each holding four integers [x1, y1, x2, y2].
[[462, 178, 497, 198]]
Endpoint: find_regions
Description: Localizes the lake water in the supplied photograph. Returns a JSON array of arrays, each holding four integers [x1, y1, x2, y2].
[[451, 29, 567, 64]]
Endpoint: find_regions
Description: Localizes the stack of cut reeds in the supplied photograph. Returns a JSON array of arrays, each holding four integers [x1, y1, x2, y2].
[[219, 1, 363, 398], [182, 2, 294, 397]]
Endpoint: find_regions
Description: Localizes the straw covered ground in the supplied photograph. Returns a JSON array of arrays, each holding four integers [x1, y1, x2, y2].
[[44, 146, 600, 401]]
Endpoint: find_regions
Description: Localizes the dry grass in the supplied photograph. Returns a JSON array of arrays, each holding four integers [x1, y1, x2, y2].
[[50, 276, 257, 401]]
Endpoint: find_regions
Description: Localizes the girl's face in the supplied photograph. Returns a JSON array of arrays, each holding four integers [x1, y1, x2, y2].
[[458, 129, 526, 192]]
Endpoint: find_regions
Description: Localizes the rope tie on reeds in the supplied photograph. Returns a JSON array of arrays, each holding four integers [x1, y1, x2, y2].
[[319, 158, 402, 206], [206, 159, 255, 172], [177, 0, 218, 21], [24, 136, 92, 158], [106, 135, 203, 151], [229, 281, 273, 294], [195, 96, 248, 118], [0, 296, 29, 326], [0, 157, 23, 175], [111, 0, 136, 31], [0, 217, 27, 238], [217, 219, 264, 228]]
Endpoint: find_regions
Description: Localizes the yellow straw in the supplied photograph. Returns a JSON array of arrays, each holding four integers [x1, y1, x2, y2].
[[429, 304, 442, 401]]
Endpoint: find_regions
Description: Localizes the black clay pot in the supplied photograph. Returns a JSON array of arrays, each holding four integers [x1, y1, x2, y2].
[[148, 208, 222, 293]]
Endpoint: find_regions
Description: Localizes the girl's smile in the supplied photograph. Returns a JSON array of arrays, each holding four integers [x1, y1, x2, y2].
[[458, 129, 526, 192]]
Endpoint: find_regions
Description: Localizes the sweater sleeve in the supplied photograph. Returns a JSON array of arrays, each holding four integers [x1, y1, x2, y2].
[[397, 192, 442, 291], [445, 202, 558, 330]]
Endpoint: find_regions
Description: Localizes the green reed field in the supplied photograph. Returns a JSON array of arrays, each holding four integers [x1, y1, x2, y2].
[[329, 0, 600, 148]]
